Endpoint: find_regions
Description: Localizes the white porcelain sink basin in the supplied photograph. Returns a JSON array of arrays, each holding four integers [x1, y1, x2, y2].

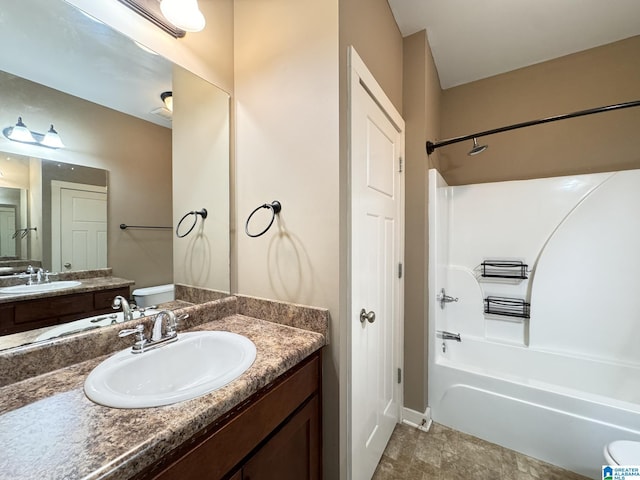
[[0, 280, 81, 294], [35, 309, 159, 342], [84, 331, 257, 408]]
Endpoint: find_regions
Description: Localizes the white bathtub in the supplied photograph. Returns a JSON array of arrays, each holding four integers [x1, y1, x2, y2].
[[429, 336, 640, 479]]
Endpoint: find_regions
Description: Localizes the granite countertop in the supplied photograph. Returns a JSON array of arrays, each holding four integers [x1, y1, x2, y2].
[[0, 313, 325, 480], [0, 276, 134, 304]]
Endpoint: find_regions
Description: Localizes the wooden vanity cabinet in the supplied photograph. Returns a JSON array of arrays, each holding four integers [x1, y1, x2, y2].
[[0, 286, 130, 335], [138, 351, 322, 480]]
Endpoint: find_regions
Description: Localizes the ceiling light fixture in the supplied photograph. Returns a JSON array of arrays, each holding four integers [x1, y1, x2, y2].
[[160, 0, 206, 32], [161, 91, 173, 112], [2, 117, 65, 149]]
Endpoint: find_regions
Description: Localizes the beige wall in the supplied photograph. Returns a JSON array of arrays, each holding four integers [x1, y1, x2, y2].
[[234, 0, 341, 477], [438, 35, 640, 185], [0, 72, 173, 289], [234, 0, 402, 478], [402, 30, 442, 413], [339, 0, 403, 113], [172, 66, 230, 292]]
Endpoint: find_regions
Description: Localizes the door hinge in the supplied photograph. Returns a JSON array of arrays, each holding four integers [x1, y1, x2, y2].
[[398, 156, 403, 173], [398, 263, 403, 279], [397, 368, 402, 384]]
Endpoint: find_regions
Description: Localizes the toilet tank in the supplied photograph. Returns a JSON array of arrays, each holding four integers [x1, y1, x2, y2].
[[132, 284, 175, 308]]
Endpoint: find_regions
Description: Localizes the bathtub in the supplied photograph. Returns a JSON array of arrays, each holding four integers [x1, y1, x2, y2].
[[429, 335, 640, 479]]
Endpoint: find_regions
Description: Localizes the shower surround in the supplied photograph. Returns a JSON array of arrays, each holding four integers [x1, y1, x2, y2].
[[428, 168, 640, 479]]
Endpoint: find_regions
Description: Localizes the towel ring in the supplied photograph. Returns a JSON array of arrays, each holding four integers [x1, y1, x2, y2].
[[176, 208, 208, 238], [245, 201, 282, 238]]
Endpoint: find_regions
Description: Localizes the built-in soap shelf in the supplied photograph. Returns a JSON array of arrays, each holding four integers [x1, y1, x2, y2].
[[477, 260, 529, 285], [484, 296, 530, 319]]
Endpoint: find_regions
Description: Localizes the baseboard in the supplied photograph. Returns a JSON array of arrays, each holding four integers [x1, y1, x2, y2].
[[402, 406, 432, 432]]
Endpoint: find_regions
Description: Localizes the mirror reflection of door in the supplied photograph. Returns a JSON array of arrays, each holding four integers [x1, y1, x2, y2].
[[0, 206, 17, 258], [51, 181, 107, 272]]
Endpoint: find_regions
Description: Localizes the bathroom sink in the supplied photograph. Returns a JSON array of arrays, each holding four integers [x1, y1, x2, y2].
[[84, 331, 257, 408], [35, 309, 159, 342], [0, 280, 82, 294]]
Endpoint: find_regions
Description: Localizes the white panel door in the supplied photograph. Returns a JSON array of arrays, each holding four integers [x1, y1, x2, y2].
[[0, 207, 16, 257], [349, 48, 404, 480], [59, 188, 107, 271]]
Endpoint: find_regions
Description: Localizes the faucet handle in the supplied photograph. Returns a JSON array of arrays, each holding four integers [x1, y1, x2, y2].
[[170, 313, 189, 334], [118, 324, 147, 353]]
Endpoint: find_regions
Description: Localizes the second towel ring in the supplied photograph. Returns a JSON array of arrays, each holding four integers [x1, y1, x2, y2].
[[176, 208, 208, 238], [245, 201, 282, 238]]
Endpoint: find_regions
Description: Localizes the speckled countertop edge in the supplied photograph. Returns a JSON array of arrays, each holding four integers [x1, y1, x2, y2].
[[0, 276, 134, 304], [0, 314, 326, 480]]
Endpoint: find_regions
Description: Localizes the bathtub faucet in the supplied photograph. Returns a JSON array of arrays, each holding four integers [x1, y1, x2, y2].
[[437, 330, 461, 342], [437, 288, 459, 310]]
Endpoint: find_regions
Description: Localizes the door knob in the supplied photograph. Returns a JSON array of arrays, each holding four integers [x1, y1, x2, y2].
[[360, 308, 376, 324], [64, 263, 72, 269]]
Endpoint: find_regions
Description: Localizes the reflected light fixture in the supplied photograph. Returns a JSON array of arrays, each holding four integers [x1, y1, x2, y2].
[[7, 117, 36, 143], [161, 91, 173, 112], [41, 125, 66, 149], [3, 117, 65, 149], [160, 0, 206, 32]]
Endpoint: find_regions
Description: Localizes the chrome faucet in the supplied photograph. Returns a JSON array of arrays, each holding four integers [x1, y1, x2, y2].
[[25, 265, 35, 285], [23, 266, 50, 285], [112, 295, 134, 322], [151, 310, 183, 341], [119, 310, 188, 354]]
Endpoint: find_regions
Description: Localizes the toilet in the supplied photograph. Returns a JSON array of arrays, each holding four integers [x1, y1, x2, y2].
[[604, 441, 640, 465], [132, 284, 175, 308]]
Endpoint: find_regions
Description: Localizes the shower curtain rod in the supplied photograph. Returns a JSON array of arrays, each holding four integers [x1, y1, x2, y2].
[[426, 99, 640, 155]]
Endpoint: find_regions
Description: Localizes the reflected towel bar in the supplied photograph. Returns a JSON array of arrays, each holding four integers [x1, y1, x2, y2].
[[119, 224, 172, 230]]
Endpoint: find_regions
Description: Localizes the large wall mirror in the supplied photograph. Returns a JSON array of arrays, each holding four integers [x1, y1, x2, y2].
[[0, 0, 230, 348]]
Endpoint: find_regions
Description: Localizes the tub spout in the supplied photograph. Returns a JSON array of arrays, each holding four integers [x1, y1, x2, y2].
[[437, 330, 461, 342]]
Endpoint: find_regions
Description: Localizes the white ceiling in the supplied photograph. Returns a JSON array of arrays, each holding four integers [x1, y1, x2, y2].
[[388, 0, 640, 89], [0, 0, 173, 127]]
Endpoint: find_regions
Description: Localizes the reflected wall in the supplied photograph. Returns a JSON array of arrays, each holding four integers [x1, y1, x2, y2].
[[0, 71, 173, 288]]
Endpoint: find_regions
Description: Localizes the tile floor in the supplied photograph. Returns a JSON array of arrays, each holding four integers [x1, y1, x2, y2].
[[372, 422, 591, 480]]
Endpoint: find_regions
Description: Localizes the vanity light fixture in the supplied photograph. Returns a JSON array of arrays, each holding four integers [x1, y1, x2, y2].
[[41, 125, 66, 149], [3, 117, 65, 149], [116, 0, 186, 38], [7, 117, 36, 143], [161, 91, 173, 112], [160, 0, 206, 32]]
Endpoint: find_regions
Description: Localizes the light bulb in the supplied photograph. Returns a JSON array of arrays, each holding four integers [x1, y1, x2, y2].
[[41, 125, 65, 149], [8, 117, 36, 143], [160, 0, 205, 32]]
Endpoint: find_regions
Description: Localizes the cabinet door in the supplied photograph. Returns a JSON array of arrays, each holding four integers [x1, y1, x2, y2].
[[242, 395, 320, 480]]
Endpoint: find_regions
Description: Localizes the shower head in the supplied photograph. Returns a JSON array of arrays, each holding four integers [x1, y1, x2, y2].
[[468, 137, 488, 156]]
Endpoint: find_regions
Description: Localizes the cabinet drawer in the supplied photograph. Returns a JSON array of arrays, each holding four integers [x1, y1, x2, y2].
[[14, 293, 93, 325], [149, 353, 321, 480], [0, 304, 15, 335]]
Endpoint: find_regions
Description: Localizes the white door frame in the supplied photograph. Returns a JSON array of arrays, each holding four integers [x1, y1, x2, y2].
[[51, 180, 108, 272], [347, 45, 405, 478]]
